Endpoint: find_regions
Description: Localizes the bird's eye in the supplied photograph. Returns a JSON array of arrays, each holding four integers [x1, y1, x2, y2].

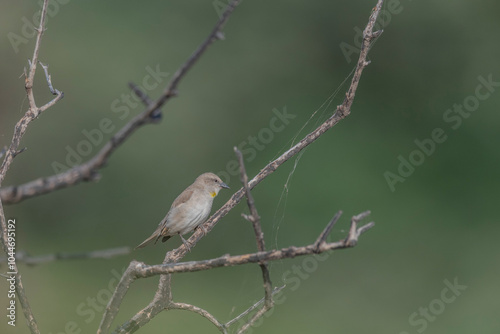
[[214, 179, 218, 183]]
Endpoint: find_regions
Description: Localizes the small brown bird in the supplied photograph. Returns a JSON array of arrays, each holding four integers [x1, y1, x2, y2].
[[135, 172, 229, 250]]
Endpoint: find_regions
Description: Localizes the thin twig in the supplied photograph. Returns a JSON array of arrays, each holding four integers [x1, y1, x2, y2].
[[171, 302, 227, 334], [0, 1, 59, 333], [135, 221, 374, 277], [237, 305, 270, 334], [235, 147, 274, 332], [39, 61, 62, 95], [103, 213, 373, 334], [346, 210, 372, 247], [235, 147, 265, 252], [13, 147, 28, 158], [225, 285, 285, 328], [128, 82, 161, 121], [313, 210, 343, 252], [0, 247, 131, 266]]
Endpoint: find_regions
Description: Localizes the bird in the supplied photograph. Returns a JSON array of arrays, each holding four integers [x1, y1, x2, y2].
[[135, 172, 230, 250]]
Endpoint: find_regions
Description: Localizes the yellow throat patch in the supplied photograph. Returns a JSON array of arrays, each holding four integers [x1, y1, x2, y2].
[[210, 191, 217, 198]]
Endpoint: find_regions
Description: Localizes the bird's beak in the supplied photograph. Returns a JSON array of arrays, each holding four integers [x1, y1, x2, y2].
[[220, 182, 230, 189]]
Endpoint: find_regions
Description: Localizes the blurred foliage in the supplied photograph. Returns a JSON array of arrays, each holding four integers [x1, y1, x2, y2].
[[1, 0, 499, 333]]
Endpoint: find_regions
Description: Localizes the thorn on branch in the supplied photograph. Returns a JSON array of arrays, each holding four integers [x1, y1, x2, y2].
[[215, 31, 225, 40], [13, 147, 27, 158], [371, 29, 384, 39], [128, 82, 162, 122], [241, 213, 254, 223], [82, 169, 101, 182]]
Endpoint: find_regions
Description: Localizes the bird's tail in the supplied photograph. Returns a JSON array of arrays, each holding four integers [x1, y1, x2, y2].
[[135, 231, 161, 249]]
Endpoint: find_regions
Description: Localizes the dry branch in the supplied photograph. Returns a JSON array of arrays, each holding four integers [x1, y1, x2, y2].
[[98, 2, 245, 333], [224, 286, 285, 329], [0, 1, 64, 333], [235, 147, 274, 332], [134, 216, 373, 277], [0, 0, 384, 333], [0, 247, 130, 266], [99, 1, 384, 333], [131, 0, 384, 277], [102, 211, 373, 334]]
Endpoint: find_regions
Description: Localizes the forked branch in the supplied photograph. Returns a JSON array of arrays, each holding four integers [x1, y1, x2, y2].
[[101, 211, 374, 334], [100, 1, 383, 332], [234, 147, 274, 333], [0, 1, 64, 333]]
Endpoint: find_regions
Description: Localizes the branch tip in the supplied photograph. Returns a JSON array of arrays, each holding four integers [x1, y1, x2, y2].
[[215, 31, 226, 40], [373, 30, 384, 38], [314, 210, 343, 252]]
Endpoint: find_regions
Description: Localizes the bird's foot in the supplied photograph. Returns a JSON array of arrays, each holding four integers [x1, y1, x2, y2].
[[197, 224, 209, 236], [179, 234, 191, 252]]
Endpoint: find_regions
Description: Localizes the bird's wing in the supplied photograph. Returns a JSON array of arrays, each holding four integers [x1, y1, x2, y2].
[[171, 188, 194, 208], [157, 188, 194, 231]]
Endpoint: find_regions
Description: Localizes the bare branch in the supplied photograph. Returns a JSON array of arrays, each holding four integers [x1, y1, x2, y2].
[[39, 61, 62, 96], [111, 301, 164, 334], [97, 3, 245, 333], [346, 210, 373, 247], [170, 302, 227, 334], [235, 147, 265, 252], [0, 0, 56, 184], [128, 82, 161, 121], [97, 261, 143, 334], [135, 221, 374, 278], [13, 147, 27, 158], [101, 212, 374, 334], [225, 285, 285, 328], [234, 147, 274, 332], [0, 1, 61, 333], [0, 247, 130, 266], [104, 2, 384, 331], [237, 305, 271, 334], [0, 0, 243, 205], [314, 210, 343, 252]]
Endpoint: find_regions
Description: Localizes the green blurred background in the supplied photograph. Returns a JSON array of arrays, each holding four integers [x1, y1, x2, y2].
[[1, 0, 499, 333]]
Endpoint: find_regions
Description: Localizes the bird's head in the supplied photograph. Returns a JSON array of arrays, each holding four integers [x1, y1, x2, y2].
[[197, 172, 230, 198]]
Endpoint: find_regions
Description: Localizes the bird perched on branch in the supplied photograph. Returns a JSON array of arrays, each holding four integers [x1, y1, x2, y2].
[[135, 172, 230, 250]]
